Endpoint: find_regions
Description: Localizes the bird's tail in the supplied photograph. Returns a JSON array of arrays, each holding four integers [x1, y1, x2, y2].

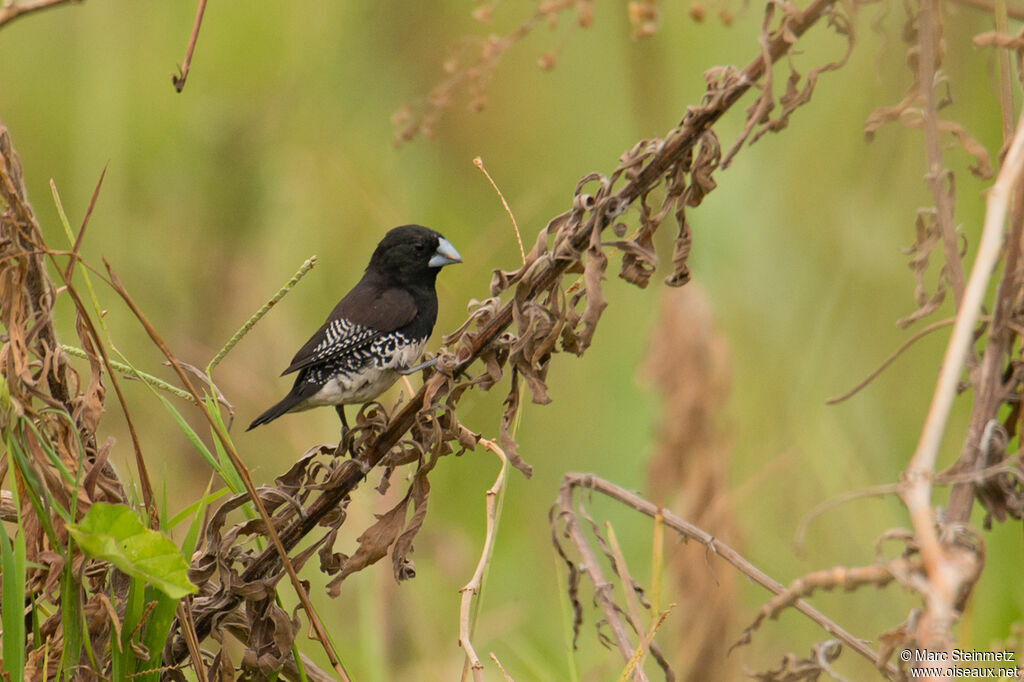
[[247, 394, 302, 431]]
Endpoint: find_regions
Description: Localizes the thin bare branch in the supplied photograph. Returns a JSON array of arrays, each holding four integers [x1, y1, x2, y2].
[[459, 438, 508, 682], [172, 0, 209, 92], [474, 157, 525, 265], [825, 316, 991, 405], [0, 0, 78, 29], [919, 0, 967, 309], [949, 0, 1024, 20], [556, 473, 898, 678]]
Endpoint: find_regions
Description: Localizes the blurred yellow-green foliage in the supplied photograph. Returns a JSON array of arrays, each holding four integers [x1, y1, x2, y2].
[[2, 1, 1022, 679]]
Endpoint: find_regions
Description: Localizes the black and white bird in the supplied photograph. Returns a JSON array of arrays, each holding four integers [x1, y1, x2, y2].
[[247, 225, 461, 432]]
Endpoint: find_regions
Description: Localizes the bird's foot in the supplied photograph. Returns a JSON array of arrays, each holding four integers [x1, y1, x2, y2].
[[335, 405, 350, 451], [399, 356, 438, 375]]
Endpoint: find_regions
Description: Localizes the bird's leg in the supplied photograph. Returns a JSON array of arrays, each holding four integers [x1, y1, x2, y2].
[[335, 404, 349, 443], [398, 356, 438, 375]]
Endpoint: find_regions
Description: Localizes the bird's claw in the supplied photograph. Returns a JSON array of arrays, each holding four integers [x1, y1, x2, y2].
[[399, 356, 438, 375]]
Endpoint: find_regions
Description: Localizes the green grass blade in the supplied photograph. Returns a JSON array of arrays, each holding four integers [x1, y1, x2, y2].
[[135, 587, 180, 681], [0, 512, 27, 682], [58, 560, 84, 679], [203, 395, 245, 495], [6, 429, 62, 548], [50, 179, 109, 338], [168, 487, 227, 533]]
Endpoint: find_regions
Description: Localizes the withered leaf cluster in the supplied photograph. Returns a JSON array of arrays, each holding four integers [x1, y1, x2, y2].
[[1, 125, 140, 680]]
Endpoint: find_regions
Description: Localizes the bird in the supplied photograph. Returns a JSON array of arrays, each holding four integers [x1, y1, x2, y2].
[[247, 224, 461, 432]]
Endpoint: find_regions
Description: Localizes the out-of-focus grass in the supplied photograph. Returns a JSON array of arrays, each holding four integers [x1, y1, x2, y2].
[[1, 1, 1020, 678]]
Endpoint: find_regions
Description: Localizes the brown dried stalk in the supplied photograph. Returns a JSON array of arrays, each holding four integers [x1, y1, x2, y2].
[[918, 0, 967, 309], [172, 0, 209, 92], [952, 0, 1024, 20], [0, 0, 79, 29], [458, 438, 508, 682], [551, 490, 650, 682], [900, 104, 1024, 661], [551, 473, 898, 678]]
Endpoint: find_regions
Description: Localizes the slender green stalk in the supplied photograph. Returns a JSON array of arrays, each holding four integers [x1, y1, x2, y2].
[[50, 180, 109, 338], [206, 256, 317, 375], [60, 344, 193, 401]]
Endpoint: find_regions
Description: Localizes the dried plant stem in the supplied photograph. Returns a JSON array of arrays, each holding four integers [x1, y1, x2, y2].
[[459, 438, 508, 682], [919, 0, 967, 308], [993, 0, 1016, 141], [605, 523, 669, 680], [0, 0, 77, 28], [474, 157, 525, 264], [488, 652, 516, 682], [796, 458, 1024, 553], [0, 127, 71, 406], [555, 484, 649, 682], [103, 264, 350, 681], [949, 0, 1024, 20], [901, 105, 1024, 653], [206, 256, 318, 375], [826, 316, 964, 405], [172, 0, 208, 92], [605, 522, 648, 639], [557, 473, 898, 678], [176, 600, 209, 682], [400, 374, 416, 398], [947, 206, 1024, 521], [617, 608, 673, 682], [945, 36, 1024, 521]]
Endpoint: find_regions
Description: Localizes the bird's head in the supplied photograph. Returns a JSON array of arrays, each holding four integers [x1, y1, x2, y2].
[[368, 224, 462, 284]]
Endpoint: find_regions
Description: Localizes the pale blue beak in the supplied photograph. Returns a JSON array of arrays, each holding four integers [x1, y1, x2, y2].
[[429, 237, 462, 267]]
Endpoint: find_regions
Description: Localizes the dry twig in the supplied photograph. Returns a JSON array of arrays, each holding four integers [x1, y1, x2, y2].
[[551, 473, 898, 678], [0, 0, 79, 29], [458, 438, 509, 682], [900, 105, 1024, 661], [172, 0, 209, 92]]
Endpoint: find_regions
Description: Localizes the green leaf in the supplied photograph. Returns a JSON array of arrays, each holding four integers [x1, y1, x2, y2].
[[67, 503, 198, 600]]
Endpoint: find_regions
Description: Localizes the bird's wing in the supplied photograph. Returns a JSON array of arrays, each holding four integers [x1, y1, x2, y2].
[[280, 285, 418, 376]]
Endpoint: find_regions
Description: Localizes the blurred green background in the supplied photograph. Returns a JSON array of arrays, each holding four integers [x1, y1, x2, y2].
[[2, 1, 1021, 679]]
